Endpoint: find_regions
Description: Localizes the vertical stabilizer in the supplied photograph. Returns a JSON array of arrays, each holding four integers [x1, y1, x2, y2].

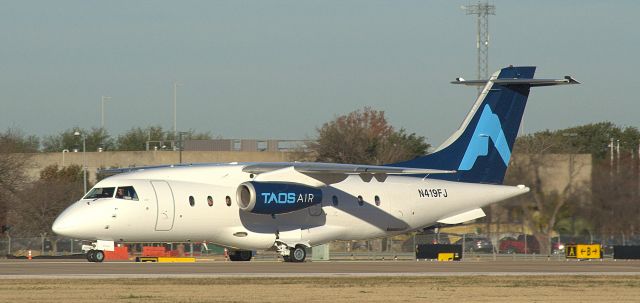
[[392, 66, 577, 184]]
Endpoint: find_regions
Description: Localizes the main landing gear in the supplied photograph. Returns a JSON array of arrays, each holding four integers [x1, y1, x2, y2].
[[228, 250, 253, 261], [86, 249, 105, 263]]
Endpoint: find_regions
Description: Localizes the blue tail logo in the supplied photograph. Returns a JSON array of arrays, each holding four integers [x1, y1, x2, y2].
[[458, 104, 511, 170]]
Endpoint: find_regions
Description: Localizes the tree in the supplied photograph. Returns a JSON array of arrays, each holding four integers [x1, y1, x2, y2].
[[116, 126, 213, 151], [311, 107, 430, 165], [0, 128, 40, 153], [42, 127, 114, 152], [517, 122, 640, 245], [11, 164, 82, 250], [85, 127, 115, 151], [589, 154, 640, 244], [516, 122, 640, 159], [503, 133, 590, 255], [116, 126, 167, 151], [0, 128, 36, 234]]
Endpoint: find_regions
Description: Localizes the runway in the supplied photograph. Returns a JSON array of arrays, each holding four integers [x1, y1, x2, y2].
[[2, 259, 640, 278]]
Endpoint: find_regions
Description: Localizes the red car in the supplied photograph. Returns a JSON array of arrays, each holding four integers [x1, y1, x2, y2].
[[499, 235, 540, 254]]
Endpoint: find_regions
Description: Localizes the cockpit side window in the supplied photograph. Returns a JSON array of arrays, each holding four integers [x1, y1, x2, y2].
[[83, 187, 116, 199], [115, 186, 139, 201]]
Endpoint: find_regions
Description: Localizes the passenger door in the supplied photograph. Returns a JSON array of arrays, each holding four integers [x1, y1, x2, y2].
[[151, 180, 175, 231]]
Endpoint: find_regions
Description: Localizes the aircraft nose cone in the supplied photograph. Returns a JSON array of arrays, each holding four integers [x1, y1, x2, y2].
[[52, 212, 75, 237], [52, 202, 82, 237]]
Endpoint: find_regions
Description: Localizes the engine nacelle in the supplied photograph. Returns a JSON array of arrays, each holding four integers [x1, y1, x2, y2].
[[236, 181, 323, 215]]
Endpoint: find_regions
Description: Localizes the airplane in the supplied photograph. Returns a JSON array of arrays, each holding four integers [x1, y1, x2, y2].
[[52, 66, 578, 263]]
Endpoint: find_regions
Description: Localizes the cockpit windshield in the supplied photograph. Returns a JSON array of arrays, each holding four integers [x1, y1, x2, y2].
[[115, 186, 138, 201], [83, 187, 116, 199]]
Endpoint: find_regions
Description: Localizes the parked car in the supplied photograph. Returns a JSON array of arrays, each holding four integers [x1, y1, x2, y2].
[[551, 237, 565, 255], [455, 236, 494, 253], [499, 235, 540, 254]]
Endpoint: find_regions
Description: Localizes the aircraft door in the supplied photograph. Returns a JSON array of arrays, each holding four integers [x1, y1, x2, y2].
[[151, 180, 175, 231]]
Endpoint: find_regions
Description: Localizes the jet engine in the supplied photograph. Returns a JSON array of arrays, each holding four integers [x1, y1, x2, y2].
[[236, 181, 323, 215]]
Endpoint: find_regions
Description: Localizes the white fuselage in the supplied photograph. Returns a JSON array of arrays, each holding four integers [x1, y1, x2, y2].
[[52, 163, 528, 250]]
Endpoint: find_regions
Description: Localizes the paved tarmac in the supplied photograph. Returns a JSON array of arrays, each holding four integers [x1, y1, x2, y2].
[[1, 259, 640, 278]]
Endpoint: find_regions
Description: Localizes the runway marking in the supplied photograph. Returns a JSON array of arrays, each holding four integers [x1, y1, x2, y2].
[[2, 272, 640, 279], [3, 259, 640, 279]]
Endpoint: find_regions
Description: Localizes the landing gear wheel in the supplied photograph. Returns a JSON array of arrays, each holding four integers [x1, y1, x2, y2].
[[229, 250, 252, 261], [86, 250, 96, 262], [290, 246, 306, 263], [94, 250, 105, 263], [86, 250, 105, 263], [238, 250, 252, 261], [282, 255, 291, 262]]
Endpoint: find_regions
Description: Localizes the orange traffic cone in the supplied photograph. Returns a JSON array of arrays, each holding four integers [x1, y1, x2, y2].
[[28, 250, 32, 261]]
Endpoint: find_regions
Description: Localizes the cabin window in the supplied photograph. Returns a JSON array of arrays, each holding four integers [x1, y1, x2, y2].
[[357, 195, 364, 206], [189, 196, 195, 207], [84, 187, 115, 199], [374, 195, 381, 206], [332, 195, 338, 206], [207, 196, 214, 207], [115, 186, 138, 201], [225, 196, 232, 206]]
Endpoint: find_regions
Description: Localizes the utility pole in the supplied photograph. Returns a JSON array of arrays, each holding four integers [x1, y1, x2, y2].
[[610, 138, 614, 177], [617, 139, 621, 174], [100, 96, 112, 150], [173, 81, 182, 149], [462, 2, 495, 96], [100, 96, 112, 129], [74, 131, 87, 194]]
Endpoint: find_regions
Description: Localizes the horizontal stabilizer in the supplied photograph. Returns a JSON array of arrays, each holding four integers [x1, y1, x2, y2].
[[451, 76, 579, 87], [437, 208, 486, 225]]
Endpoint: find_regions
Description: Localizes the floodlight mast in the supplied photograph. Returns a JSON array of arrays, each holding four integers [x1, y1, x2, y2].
[[462, 2, 495, 96]]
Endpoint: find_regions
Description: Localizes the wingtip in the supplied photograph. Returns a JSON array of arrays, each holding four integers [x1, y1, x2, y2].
[[564, 76, 580, 84]]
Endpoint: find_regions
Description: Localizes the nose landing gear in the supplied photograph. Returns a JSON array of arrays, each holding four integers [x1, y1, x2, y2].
[[276, 242, 307, 263], [82, 240, 113, 263]]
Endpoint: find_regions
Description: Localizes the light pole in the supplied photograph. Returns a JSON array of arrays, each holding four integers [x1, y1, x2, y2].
[[74, 131, 87, 194], [562, 132, 578, 238], [173, 81, 183, 148], [100, 96, 112, 129], [100, 96, 112, 151], [61, 149, 69, 166], [178, 131, 189, 164]]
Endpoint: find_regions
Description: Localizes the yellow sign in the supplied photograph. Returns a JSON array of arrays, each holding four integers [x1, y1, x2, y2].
[[438, 253, 454, 261], [566, 244, 601, 259]]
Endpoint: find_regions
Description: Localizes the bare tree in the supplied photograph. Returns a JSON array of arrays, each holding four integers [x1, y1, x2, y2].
[[10, 164, 83, 254], [0, 128, 37, 235], [504, 134, 590, 255], [590, 155, 640, 245]]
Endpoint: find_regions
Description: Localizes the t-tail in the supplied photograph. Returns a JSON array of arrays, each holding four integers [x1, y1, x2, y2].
[[393, 66, 579, 184]]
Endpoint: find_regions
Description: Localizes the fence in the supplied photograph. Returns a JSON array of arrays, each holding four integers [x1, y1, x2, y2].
[[1, 230, 634, 259]]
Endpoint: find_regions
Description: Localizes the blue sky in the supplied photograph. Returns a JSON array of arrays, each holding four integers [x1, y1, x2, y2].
[[1, 1, 638, 145]]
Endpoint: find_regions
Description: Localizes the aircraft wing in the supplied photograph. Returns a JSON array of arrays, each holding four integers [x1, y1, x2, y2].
[[242, 162, 456, 175]]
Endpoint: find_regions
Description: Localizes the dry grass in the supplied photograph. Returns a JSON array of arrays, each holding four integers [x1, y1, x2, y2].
[[1, 276, 640, 302]]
